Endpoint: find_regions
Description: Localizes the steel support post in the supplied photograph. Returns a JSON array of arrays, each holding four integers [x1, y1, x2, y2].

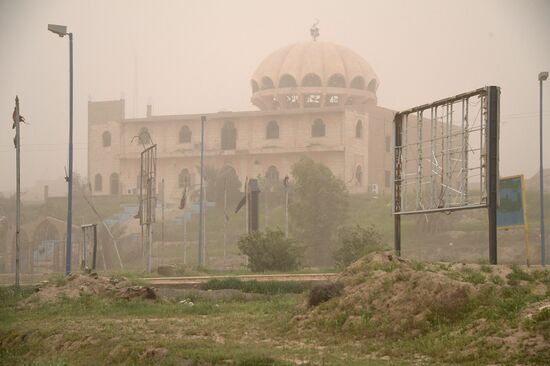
[[487, 86, 500, 264], [540, 78, 546, 267], [394, 114, 403, 256], [15, 96, 21, 287], [92, 224, 98, 270]]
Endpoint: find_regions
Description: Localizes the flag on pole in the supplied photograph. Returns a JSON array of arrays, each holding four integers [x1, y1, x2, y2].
[[234, 195, 246, 213], [179, 188, 187, 209], [235, 177, 248, 213]]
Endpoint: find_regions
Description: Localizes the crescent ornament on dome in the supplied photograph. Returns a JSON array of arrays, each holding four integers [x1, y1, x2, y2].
[[310, 19, 320, 41]]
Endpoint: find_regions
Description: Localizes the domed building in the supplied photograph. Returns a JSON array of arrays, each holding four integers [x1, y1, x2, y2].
[[250, 41, 379, 110], [87, 35, 394, 202]]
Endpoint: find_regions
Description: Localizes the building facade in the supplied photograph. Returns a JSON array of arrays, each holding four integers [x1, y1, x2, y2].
[[88, 40, 395, 202]]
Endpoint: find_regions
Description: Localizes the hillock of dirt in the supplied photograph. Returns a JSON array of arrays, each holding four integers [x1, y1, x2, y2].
[[19, 273, 157, 308], [295, 251, 550, 362]]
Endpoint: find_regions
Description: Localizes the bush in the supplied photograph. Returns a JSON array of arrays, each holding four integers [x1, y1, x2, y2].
[[238, 229, 303, 272], [308, 282, 344, 307], [333, 225, 385, 268]]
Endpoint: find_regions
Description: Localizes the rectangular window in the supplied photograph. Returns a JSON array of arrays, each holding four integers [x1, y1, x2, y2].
[[385, 170, 391, 187], [385, 136, 391, 153]]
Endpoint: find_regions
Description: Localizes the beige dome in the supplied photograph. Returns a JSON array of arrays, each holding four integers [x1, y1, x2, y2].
[[250, 41, 379, 110]]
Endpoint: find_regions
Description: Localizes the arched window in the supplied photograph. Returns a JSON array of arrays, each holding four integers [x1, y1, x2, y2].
[[261, 77, 274, 90], [350, 76, 365, 89], [355, 166, 363, 186], [328, 74, 346, 87], [367, 79, 377, 92], [221, 121, 237, 150], [138, 127, 151, 145], [178, 169, 191, 188], [311, 119, 326, 137], [102, 131, 111, 147], [94, 174, 102, 192], [302, 73, 322, 87], [355, 120, 363, 138], [266, 166, 279, 184], [251, 80, 259, 93], [266, 120, 279, 139], [110, 173, 119, 195], [179, 125, 192, 143], [279, 74, 297, 88]]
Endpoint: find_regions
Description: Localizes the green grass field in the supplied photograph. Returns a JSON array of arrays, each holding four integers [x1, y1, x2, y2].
[[1, 259, 549, 366]]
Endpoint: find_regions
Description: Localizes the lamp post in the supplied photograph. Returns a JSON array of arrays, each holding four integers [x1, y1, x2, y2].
[[539, 71, 548, 267], [48, 24, 74, 274]]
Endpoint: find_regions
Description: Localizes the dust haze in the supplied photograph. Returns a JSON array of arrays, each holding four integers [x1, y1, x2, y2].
[[0, 0, 549, 193]]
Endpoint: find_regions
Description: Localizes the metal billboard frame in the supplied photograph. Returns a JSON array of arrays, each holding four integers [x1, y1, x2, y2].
[[138, 144, 157, 272], [393, 86, 500, 264]]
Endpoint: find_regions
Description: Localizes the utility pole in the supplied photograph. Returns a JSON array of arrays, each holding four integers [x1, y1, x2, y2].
[[13, 96, 22, 287], [198, 116, 206, 267], [66, 31, 74, 275], [539, 71, 548, 266], [48, 24, 74, 274]]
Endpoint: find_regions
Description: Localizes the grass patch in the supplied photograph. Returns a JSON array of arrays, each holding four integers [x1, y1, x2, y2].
[[489, 275, 504, 285], [200, 278, 310, 295], [410, 260, 426, 271], [526, 307, 550, 340], [506, 265, 533, 283], [0, 286, 34, 309], [460, 268, 486, 284], [480, 264, 493, 273]]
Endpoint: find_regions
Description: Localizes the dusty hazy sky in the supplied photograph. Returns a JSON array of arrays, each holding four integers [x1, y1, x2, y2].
[[0, 0, 549, 193]]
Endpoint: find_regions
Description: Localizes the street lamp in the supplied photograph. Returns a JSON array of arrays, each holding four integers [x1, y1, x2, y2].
[[48, 24, 74, 274], [539, 71, 548, 267]]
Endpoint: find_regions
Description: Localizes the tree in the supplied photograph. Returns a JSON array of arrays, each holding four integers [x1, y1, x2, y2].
[[199, 165, 242, 206], [333, 225, 385, 268], [290, 158, 349, 265], [238, 229, 303, 272]]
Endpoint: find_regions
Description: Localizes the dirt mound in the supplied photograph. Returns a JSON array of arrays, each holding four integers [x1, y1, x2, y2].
[[20, 273, 157, 308], [296, 252, 474, 337], [296, 252, 549, 345]]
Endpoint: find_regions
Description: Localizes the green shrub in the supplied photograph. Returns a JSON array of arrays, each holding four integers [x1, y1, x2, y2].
[[308, 282, 343, 307], [238, 229, 303, 272], [333, 225, 385, 268]]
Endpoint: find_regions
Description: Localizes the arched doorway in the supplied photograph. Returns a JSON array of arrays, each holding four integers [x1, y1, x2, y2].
[[110, 173, 119, 195], [31, 220, 62, 272]]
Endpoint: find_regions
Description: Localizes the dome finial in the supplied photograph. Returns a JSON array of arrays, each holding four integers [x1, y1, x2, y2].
[[310, 19, 320, 41]]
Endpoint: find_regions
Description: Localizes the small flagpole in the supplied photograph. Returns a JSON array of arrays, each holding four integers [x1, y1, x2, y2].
[[161, 178, 165, 267], [182, 187, 187, 266], [223, 177, 227, 268], [245, 177, 249, 234], [244, 177, 249, 267], [284, 176, 289, 238]]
